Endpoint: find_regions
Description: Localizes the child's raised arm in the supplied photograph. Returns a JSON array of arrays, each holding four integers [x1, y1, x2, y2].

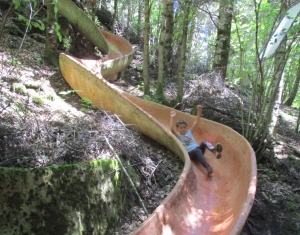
[[191, 105, 202, 133]]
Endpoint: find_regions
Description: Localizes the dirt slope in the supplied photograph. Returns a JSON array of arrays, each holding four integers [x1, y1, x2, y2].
[[1, 34, 300, 235]]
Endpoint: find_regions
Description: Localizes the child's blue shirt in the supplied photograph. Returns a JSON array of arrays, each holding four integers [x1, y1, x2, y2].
[[178, 130, 199, 152]]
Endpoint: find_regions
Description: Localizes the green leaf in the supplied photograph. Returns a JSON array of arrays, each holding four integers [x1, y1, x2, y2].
[[32, 0, 37, 9], [13, 0, 20, 9], [17, 14, 27, 22], [54, 22, 62, 42], [32, 20, 45, 31]]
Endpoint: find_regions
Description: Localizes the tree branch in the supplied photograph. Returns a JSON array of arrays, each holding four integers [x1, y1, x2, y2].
[[105, 137, 149, 216]]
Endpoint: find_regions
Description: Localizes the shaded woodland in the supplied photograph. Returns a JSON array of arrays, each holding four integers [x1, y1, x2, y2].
[[1, 0, 300, 234]]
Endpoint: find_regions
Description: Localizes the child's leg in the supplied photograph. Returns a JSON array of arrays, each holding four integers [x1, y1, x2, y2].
[[199, 140, 215, 153], [199, 140, 222, 159], [189, 148, 212, 175]]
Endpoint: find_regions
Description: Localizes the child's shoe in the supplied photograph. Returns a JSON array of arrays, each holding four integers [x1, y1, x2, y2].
[[215, 143, 222, 159]]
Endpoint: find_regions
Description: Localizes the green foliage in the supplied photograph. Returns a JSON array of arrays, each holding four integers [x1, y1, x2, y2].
[[12, 83, 27, 95], [284, 198, 299, 212], [138, 82, 155, 93], [54, 22, 62, 42], [144, 94, 162, 104], [8, 57, 22, 67], [17, 14, 45, 31], [228, 0, 280, 85], [144, 93, 169, 105], [138, 82, 144, 91], [225, 1, 300, 156], [46, 94, 55, 101], [32, 20, 45, 31], [293, 211, 300, 219], [12, 0, 20, 9], [136, 66, 143, 72], [32, 96, 44, 105], [81, 97, 93, 112], [54, 4, 58, 14], [94, 17, 101, 27], [62, 38, 71, 51]]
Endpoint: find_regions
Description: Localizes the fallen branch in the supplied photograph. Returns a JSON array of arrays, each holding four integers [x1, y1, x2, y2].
[[293, 187, 300, 192], [149, 160, 163, 179], [105, 137, 149, 216]]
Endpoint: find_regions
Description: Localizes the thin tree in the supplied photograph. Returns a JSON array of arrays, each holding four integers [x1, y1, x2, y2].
[[156, 0, 174, 103], [212, 0, 233, 79], [137, 0, 143, 41], [143, 0, 151, 95], [297, 107, 300, 133], [44, 0, 59, 66], [0, 1, 15, 39], [176, 0, 193, 102], [284, 56, 300, 106], [242, 0, 281, 158], [163, 0, 174, 79], [245, 0, 292, 156], [264, 0, 287, 136], [127, 0, 132, 30], [112, 0, 118, 33]]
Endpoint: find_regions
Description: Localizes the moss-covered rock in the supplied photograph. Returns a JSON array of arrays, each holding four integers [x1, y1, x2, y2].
[[12, 83, 27, 95], [0, 159, 139, 235]]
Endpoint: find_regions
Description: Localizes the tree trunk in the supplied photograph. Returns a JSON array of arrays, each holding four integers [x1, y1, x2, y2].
[[297, 107, 300, 133], [186, 15, 196, 60], [163, 0, 174, 79], [156, 0, 172, 102], [0, 1, 15, 39], [176, 0, 191, 102], [284, 56, 300, 106], [143, 0, 150, 95], [212, 0, 233, 79], [270, 71, 285, 136], [44, 0, 59, 66], [112, 0, 118, 33], [137, 0, 143, 41], [127, 0, 131, 30], [156, 32, 165, 101], [265, 0, 287, 136]]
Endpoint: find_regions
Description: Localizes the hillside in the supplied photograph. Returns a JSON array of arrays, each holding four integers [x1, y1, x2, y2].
[[1, 33, 300, 235]]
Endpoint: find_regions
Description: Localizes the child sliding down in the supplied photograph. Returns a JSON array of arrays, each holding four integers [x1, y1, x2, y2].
[[170, 105, 222, 176]]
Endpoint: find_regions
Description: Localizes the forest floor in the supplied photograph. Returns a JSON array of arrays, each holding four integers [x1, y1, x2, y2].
[[1, 33, 300, 235]]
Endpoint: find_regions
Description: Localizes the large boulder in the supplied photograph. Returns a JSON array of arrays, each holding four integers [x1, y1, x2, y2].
[[0, 159, 139, 235]]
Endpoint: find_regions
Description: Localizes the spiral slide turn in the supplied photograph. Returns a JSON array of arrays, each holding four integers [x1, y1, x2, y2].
[[59, 29, 257, 235]]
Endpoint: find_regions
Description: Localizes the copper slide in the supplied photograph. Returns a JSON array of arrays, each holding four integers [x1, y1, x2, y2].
[[59, 29, 257, 235]]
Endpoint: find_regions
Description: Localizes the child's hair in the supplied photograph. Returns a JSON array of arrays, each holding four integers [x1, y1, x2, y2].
[[176, 119, 188, 127]]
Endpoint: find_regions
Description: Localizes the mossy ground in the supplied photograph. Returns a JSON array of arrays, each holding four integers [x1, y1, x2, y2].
[[0, 159, 139, 235]]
